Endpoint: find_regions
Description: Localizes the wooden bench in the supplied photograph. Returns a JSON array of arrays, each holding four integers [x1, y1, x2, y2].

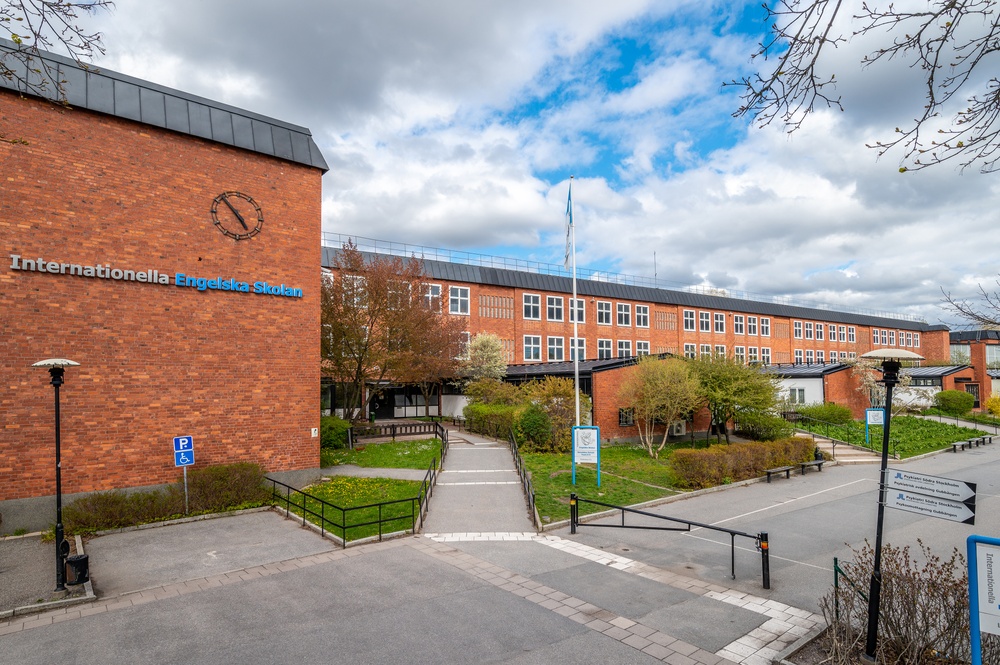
[[766, 466, 794, 483], [799, 459, 825, 474]]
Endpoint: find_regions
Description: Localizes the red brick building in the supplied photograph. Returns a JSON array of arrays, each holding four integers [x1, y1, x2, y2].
[[1, 44, 327, 531], [949, 330, 1000, 408]]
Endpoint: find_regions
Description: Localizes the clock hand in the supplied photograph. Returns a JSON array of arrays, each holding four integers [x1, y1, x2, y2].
[[221, 194, 249, 230]]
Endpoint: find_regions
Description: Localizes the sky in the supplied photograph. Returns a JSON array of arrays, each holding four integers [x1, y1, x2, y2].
[[75, 0, 1000, 328]]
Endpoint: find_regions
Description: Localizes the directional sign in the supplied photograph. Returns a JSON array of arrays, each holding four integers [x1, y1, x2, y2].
[[173, 436, 194, 452], [886, 489, 975, 524], [174, 450, 195, 467], [887, 467, 976, 504]]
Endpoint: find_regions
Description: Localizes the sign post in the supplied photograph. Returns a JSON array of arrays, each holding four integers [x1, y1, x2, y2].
[[173, 436, 195, 514], [571, 426, 600, 487], [968, 535, 1000, 665], [865, 408, 884, 445]]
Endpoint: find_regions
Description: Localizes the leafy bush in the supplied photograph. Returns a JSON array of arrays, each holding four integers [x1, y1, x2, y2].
[[735, 411, 793, 441], [796, 402, 854, 424], [464, 402, 522, 440], [465, 378, 520, 405], [671, 437, 813, 488], [63, 463, 272, 534], [320, 415, 351, 449], [519, 403, 556, 452], [985, 395, 1000, 417], [821, 540, 999, 664], [933, 390, 975, 416]]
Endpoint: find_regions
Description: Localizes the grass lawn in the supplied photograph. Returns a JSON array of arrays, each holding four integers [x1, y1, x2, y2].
[[524, 445, 687, 524], [320, 438, 442, 469], [285, 476, 424, 542], [796, 416, 984, 458]]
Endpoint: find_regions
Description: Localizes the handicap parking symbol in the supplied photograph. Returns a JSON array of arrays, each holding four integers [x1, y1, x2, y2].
[[174, 450, 195, 467]]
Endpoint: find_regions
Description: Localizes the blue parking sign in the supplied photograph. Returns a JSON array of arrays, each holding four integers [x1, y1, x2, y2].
[[173, 436, 193, 452], [174, 450, 195, 467]]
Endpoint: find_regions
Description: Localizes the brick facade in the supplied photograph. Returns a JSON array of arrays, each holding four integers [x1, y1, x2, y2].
[[1, 92, 323, 503]]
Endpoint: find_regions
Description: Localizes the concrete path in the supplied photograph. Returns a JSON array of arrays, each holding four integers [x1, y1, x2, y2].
[[421, 428, 536, 534]]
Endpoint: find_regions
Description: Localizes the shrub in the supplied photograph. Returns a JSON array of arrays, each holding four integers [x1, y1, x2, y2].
[[735, 411, 793, 441], [519, 403, 555, 452], [796, 402, 853, 424], [320, 415, 351, 449], [985, 395, 1000, 417], [464, 402, 522, 440], [671, 437, 814, 488], [465, 378, 520, 405], [184, 462, 271, 512], [933, 390, 975, 416], [820, 540, 1000, 664]]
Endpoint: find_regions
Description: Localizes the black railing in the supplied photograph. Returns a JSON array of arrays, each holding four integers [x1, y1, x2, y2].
[[569, 494, 771, 589], [508, 428, 538, 529], [786, 413, 899, 458], [348, 421, 448, 449], [833, 556, 868, 621]]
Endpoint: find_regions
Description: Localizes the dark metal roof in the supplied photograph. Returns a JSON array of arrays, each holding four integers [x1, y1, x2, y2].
[[902, 365, 969, 378], [987, 369, 1000, 379], [0, 38, 328, 172], [763, 363, 850, 378], [950, 330, 1000, 342], [505, 355, 655, 379]]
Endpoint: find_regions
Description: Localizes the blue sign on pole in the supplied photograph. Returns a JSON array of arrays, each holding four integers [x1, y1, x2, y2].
[[969, 534, 1000, 664], [173, 436, 195, 467]]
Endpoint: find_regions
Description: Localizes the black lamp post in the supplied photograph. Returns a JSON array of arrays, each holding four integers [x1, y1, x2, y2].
[[859, 348, 923, 662], [32, 358, 79, 592]]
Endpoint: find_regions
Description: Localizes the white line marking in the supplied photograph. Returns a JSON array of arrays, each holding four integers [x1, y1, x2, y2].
[[437, 481, 521, 486], [699, 479, 873, 529], [441, 469, 515, 473], [681, 532, 832, 572]]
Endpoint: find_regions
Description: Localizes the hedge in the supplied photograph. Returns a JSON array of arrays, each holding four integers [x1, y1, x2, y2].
[[671, 437, 814, 489]]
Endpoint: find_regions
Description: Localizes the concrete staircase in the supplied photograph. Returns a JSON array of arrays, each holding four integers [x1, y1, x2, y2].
[[797, 432, 882, 464]]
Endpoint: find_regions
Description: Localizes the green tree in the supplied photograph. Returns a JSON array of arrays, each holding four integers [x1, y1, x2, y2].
[[692, 355, 780, 444], [616, 356, 703, 458], [462, 332, 507, 382], [520, 376, 592, 452]]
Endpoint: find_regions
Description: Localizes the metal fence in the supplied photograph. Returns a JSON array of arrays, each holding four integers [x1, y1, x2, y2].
[[507, 428, 538, 529], [347, 421, 449, 448]]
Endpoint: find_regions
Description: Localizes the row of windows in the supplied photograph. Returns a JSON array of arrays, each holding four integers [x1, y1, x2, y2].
[[793, 349, 858, 363], [521, 294, 650, 326], [682, 311, 773, 336], [870, 328, 921, 348], [791, 321, 859, 343], [522, 336, 651, 362], [682, 344, 774, 364]]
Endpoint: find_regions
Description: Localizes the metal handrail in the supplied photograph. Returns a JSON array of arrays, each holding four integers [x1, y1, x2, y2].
[[507, 428, 538, 529], [788, 413, 900, 458], [347, 421, 449, 448], [569, 494, 770, 588]]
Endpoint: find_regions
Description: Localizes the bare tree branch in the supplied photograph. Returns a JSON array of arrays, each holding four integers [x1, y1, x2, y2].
[[942, 279, 1000, 327]]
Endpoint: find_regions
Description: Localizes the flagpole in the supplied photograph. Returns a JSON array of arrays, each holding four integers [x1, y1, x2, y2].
[[567, 176, 580, 427]]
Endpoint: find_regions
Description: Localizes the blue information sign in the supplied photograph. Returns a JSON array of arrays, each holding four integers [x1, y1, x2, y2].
[[173, 436, 195, 467]]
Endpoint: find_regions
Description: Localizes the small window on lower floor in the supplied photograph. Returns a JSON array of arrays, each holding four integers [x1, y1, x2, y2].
[[619, 408, 635, 427]]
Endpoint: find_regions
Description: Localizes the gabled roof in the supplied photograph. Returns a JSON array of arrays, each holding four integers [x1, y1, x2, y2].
[[763, 362, 850, 378], [0, 38, 328, 172]]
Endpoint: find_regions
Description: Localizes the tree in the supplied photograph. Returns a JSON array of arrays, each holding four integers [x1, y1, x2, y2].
[[1, 1, 111, 100], [321, 241, 462, 423], [691, 355, 781, 444], [462, 332, 507, 382], [849, 358, 927, 415], [395, 303, 467, 418], [518, 376, 592, 452], [616, 356, 703, 458], [942, 279, 1000, 328], [732, 1, 1000, 172]]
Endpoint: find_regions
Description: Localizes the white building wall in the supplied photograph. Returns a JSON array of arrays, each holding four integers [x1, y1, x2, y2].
[[778, 378, 825, 405]]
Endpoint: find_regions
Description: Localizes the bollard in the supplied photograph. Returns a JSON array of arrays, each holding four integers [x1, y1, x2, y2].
[[759, 532, 770, 590], [570, 493, 577, 534]]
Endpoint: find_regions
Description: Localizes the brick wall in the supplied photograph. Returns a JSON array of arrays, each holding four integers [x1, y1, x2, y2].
[[0, 93, 323, 501]]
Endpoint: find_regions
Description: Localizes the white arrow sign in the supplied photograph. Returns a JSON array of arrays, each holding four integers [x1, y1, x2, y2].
[[886, 467, 976, 504], [886, 489, 976, 524]]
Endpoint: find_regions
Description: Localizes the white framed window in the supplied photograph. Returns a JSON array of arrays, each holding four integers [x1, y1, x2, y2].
[[570, 337, 586, 361], [683, 310, 696, 331], [880, 330, 888, 345], [684, 343, 696, 359], [523, 294, 541, 320], [828, 324, 836, 340], [735, 346, 746, 363], [423, 283, 441, 311], [635, 305, 649, 328], [747, 316, 758, 336], [761, 318, 770, 336], [714, 313, 725, 333], [761, 348, 771, 365], [806, 350, 814, 363], [618, 340, 632, 358], [748, 347, 759, 363], [715, 345, 726, 357], [547, 296, 563, 322], [817, 350, 825, 362], [617, 303, 631, 327], [636, 340, 650, 356], [699, 311, 711, 332], [597, 301, 612, 325], [914, 333, 920, 348], [905, 332, 913, 347], [619, 408, 635, 427], [789, 388, 806, 404], [849, 352, 857, 359], [888, 330, 896, 346], [794, 321, 803, 339], [523, 335, 541, 361], [700, 343, 712, 358], [547, 336, 564, 362], [449, 286, 469, 315], [872, 329, 880, 345], [839, 325, 847, 342], [734, 315, 744, 334], [805, 322, 813, 340], [569, 298, 585, 323], [598, 338, 613, 359], [344, 275, 366, 307], [816, 324, 824, 341], [794, 349, 803, 363], [839, 351, 847, 360], [848, 327, 856, 343]]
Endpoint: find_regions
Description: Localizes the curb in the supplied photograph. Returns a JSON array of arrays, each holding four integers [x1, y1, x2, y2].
[[91, 506, 273, 536], [0, 534, 96, 620], [777, 624, 827, 665]]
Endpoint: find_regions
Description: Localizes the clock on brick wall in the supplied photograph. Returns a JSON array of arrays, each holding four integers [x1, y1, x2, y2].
[[210, 192, 264, 240]]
